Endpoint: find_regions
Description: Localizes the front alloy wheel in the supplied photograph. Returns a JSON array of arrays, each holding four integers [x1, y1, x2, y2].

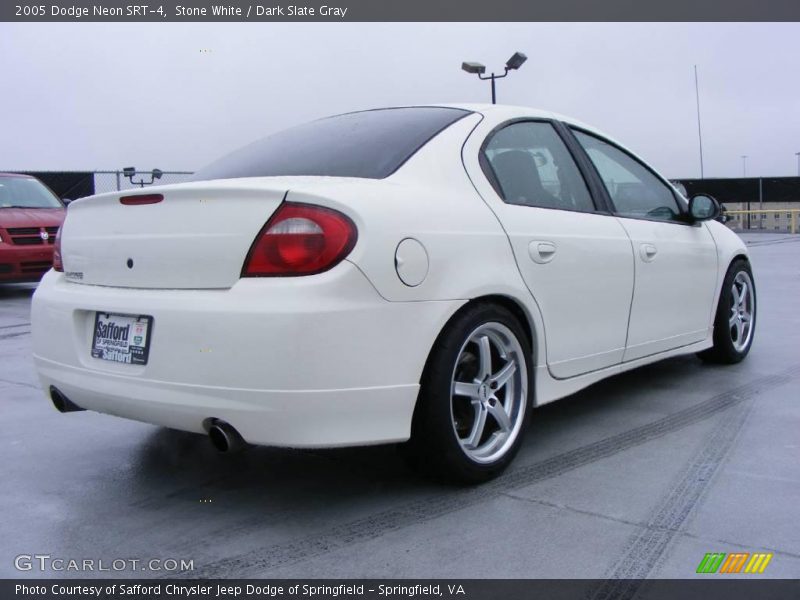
[[699, 258, 756, 364], [728, 270, 755, 353]]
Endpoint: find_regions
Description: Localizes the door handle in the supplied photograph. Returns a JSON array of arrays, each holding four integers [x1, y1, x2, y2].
[[639, 243, 658, 262], [529, 241, 557, 264]]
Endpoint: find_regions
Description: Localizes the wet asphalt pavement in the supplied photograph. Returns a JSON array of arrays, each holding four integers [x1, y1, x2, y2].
[[1, 233, 799, 580]]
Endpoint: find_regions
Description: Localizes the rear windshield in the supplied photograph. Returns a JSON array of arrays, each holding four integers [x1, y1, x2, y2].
[[192, 107, 471, 182], [0, 176, 62, 209]]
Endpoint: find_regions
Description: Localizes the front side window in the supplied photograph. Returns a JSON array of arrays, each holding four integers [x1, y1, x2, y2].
[[482, 122, 595, 212], [572, 130, 682, 222]]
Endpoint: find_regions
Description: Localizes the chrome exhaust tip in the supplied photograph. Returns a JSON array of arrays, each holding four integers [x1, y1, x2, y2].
[[49, 386, 85, 413], [208, 419, 246, 453]]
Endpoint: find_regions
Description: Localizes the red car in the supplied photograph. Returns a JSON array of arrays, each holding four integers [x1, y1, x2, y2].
[[0, 173, 66, 283]]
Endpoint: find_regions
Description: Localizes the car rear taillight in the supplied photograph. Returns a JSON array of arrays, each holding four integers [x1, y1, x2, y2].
[[243, 202, 357, 276], [53, 227, 63, 272]]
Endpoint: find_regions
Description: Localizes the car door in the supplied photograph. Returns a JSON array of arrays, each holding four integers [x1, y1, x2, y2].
[[570, 129, 718, 361], [469, 120, 634, 379]]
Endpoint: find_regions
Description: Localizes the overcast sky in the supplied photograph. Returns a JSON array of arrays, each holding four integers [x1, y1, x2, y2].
[[1, 22, 798, 179]]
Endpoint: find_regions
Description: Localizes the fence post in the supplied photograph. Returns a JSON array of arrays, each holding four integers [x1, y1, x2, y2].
[[115, 171, 121, 191], [758, 178, 763, 229], [792, 211, 797, 235]]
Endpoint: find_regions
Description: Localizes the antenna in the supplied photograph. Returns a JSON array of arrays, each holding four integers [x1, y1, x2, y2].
[[694, 65, 705, 179]]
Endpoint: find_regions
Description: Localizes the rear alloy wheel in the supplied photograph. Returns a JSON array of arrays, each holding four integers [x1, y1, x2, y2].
[[407, 304, 531, 483], [699, 259, 756, 364]]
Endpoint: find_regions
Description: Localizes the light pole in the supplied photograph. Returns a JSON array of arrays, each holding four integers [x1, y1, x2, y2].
[[462, 52, 527, 104], [741, 155, 747, 178], [795, 152, 800, 176]]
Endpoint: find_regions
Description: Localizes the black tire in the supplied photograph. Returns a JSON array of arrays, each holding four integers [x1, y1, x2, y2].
[[404, 302, 532, 484], [698, 258, 756, 364]]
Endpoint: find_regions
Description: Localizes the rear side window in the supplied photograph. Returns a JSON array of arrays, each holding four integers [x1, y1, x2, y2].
[[192, 107, 471, 182], [482, 122, 595, 212]]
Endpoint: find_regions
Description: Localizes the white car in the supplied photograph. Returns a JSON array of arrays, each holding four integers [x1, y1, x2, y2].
[[32, 104, 756, 483]]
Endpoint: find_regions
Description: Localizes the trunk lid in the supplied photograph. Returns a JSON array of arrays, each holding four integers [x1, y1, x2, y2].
[[61, 179, 290, 289]]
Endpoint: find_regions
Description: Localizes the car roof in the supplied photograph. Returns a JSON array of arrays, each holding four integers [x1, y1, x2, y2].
[[340, 104, 597, 133], [435, 103, 601, 134], [0, 172, 35, 178], [432, 103, 642, 165], [439, 102, 558, 116]]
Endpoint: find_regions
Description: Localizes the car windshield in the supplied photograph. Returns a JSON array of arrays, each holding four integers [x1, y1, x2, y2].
[[0, 176, 63, 208], [191, 107, 472, 182]]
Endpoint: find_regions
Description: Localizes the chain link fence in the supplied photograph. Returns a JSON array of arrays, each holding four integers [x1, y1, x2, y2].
[[92, 170, 195, 196], [3, 170, 195, 200]]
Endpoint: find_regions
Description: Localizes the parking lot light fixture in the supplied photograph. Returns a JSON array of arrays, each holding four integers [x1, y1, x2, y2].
[[505, 52, 528, 71], [461, 62, 486, 75], [123, 167, 165, 188], [461, 51, 527, 104]]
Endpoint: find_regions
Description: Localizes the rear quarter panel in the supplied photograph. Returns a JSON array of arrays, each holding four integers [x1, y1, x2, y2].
[[285, 112, 548, 368], [289, 113, 534, 305]]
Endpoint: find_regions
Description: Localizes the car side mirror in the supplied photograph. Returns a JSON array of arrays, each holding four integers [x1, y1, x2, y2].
[[688, 194, 720, 222]]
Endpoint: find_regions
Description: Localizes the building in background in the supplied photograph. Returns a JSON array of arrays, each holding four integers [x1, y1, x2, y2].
[[675, 177, 800, 232]]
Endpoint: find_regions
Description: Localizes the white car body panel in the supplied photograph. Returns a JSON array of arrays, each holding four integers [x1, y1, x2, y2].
[[32, 103, 751, 448], [617, 217, 718, 361], [460, 115, 634, 379], [287, 114, 533, 305], [488, 207, 635, 379], [63, 181, 285, 289], [33, 263, 463, 447]]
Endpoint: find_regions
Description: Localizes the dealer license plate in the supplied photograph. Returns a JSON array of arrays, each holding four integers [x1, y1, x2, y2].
[[91, 313, 153, 365]]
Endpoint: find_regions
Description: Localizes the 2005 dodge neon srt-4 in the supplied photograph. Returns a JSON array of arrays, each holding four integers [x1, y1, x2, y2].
[[32, 104, 756, 483]]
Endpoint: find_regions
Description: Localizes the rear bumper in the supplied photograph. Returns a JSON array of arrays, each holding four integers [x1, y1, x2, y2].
[[0, 243, 54, 282], [32, 265, 463, 447], [37, 358, 419, 447]]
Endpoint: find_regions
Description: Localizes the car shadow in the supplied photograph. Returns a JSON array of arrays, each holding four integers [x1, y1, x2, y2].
[[45, 352, 727, 572], [129, 426, 429, 508], [530, 353, 701, 425], [121, 354, 705, 508], [0, 282, 37, 300]]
